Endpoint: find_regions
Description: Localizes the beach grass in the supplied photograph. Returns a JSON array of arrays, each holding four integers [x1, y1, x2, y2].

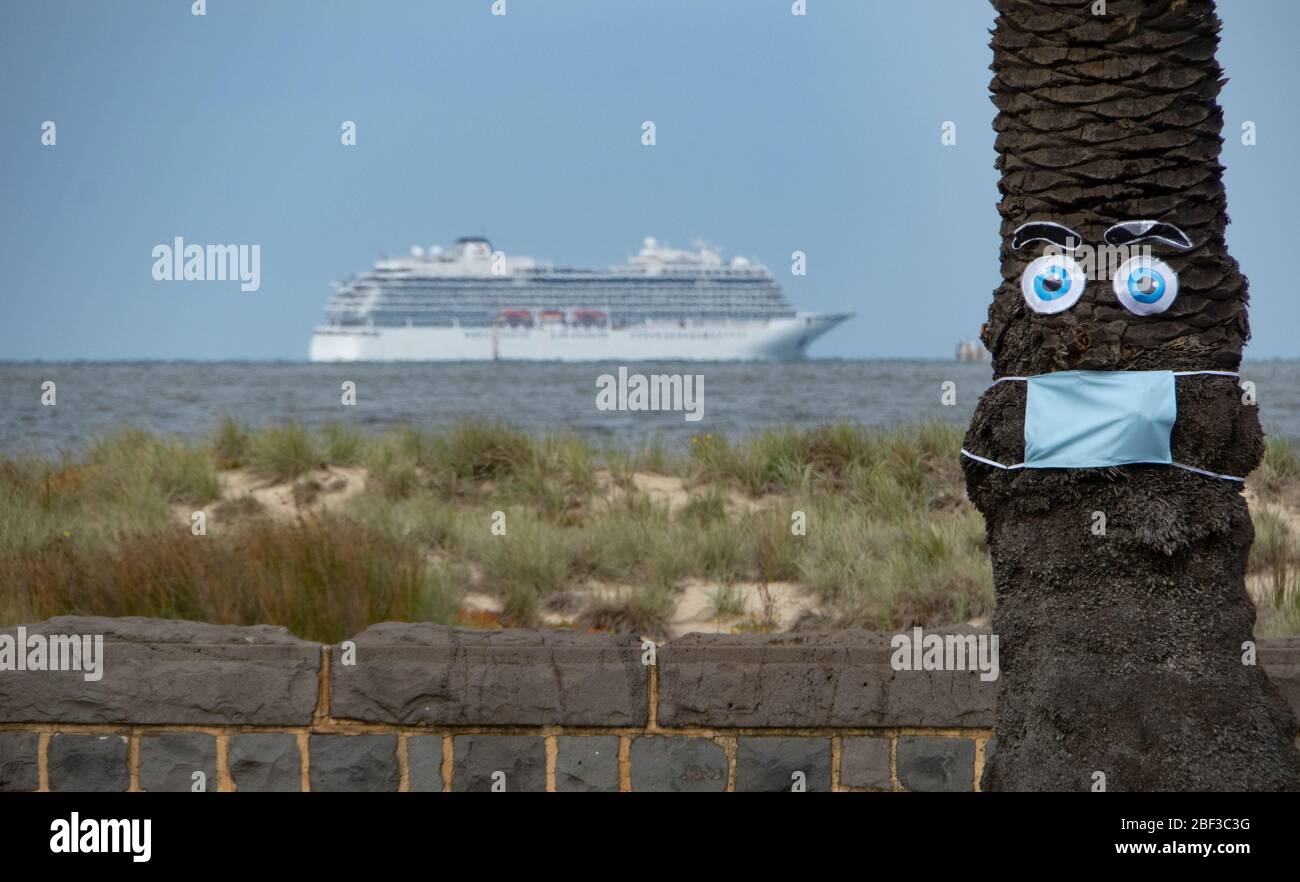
[[0, 429, 220, 559], [247, 423, 322, 482], [0, 516, 457, 645], [2, 420, 1299, 642]]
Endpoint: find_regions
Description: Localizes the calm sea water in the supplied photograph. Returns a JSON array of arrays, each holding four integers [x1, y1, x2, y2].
[[3, 360, 1299, 455]]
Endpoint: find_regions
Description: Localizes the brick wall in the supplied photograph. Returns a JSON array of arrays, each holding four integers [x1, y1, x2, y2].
[[2, 618, 1297, 792]]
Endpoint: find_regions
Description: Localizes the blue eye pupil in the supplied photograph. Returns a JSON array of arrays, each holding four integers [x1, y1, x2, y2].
[[1128, 268, 1166, 303], [1034, 267, 1070, 300]]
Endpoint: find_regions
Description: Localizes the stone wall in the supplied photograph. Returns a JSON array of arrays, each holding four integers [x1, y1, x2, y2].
[[1, 618, 1297, 792]]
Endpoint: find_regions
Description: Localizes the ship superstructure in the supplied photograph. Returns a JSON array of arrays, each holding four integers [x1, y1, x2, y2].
[[309, 237, 849, 361]]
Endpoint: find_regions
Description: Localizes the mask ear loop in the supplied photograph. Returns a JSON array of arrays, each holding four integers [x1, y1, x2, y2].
[[960, 376, 1029, 469], [959, 448, 1024, 469], [1171, 462, 1245, 482], [1169, 370, 1247, 481], [960, 371, 1249, 481]]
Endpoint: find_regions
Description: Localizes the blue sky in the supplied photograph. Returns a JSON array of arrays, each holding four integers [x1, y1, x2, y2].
[[2, 0, 1297, 361]]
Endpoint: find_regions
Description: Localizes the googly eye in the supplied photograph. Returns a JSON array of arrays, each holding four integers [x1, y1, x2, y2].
[[1113, 254, 1179, 315], [1021, 254, 1086, 315]]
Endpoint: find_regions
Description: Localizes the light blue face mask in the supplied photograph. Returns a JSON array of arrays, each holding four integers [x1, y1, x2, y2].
[[961, 369, 1245, 481]]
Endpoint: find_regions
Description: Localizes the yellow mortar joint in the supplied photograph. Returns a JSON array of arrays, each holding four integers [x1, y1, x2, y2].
[[216, 733, 232, 792], [830, 735, 841, 791], [128, 730, 141, 792], [618, 735, 631, 792], [397, 733, 410, 793], [440, 735, 453, 792], [15, 720, 998, 792], [646, 661, 658, 730], [889, 735, 900, 792], [720, 734, 737, 792], [1, 721, 993, 738], [37, 732, 50, 793], [297, 731, 311, 792], [544, 735, 557, 792], [973, 737, 988, 792]]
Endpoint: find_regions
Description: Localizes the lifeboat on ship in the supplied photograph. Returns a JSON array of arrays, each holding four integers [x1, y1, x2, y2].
[[572, 309, 607, 328], [496, 308, 534, 328]]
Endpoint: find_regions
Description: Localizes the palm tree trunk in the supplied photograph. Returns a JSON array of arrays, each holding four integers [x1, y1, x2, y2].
[[966, 0, 1300, 790]]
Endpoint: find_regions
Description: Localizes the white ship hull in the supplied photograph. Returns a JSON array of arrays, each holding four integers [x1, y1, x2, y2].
[[309, 314, 847, 362]]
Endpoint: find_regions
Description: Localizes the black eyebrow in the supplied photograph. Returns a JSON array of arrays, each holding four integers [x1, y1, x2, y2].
[[1011, 221, 1084, 252], [1103, 220, 1193, 249]]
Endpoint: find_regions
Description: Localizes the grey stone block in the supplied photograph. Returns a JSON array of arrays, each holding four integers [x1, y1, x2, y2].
[[407, 736, 444, 792], [630, 737, 727, 792], [229, 734, 301, 792], [896, 737, 975, 792], [556, 736, 620, 792], [657, 629, 996, 728], [331, 623, 648, 727], [48, 734, 129, 792], [0, 617, 321, 725], [139, 733, 216, 792], [453, 735, 546, 792], [841, 736, 892, 789], [735, 737, 831, 792], [0, 732, 41, 792], [309, 735, 398, 792]]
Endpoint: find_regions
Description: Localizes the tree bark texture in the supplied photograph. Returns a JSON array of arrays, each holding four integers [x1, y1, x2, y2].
[[965, 0, 1300, 791]]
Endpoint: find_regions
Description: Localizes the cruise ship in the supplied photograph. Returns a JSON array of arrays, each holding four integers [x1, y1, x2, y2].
[[308, 237, 850, 361]]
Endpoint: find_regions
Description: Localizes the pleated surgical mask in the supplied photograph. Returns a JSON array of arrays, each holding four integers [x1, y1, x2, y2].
[[961, 369, 1244, 481]]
